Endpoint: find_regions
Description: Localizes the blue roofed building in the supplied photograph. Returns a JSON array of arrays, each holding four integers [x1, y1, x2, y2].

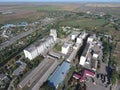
[[18, 22, 28, 26], [48, 61, 71, 89]]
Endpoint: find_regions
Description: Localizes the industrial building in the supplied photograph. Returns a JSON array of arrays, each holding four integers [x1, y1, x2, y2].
[[24, 29, 57, 60], [79, 34, 103, 72], [70, 31, 80, 40], [76, 32, 88, 44], [18, 58, 58, 90], [48, 61, 71, 89], [24, 36, 55, 60], [24, 45, 38, 60], [67, 43, 83, 63], [79, 43, 90, 66], [50, 29, 57, 41], [87, 36, 94, 43], [61, 43, 71, 55]]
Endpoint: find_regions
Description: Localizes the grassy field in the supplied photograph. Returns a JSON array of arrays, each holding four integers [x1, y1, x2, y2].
[[59, 18, 108, 28], [0, 10, 47, 24], [19, 5, 61, 11]]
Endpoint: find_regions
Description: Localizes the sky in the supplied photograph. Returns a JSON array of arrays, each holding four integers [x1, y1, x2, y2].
[[0, 0, 120, 2]]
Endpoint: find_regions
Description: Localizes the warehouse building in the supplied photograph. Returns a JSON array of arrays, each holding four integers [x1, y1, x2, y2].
[[48, 61, 71, 89], [71, 31, 80, 40], [18, 58, 58, 90], [79, 43, 90, 66], [24, 36, 54, 60], [61, 43, 71, 55], [24, 45, 38, 60]]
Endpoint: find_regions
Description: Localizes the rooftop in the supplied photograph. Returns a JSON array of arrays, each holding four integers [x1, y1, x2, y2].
[[80, 69, 95, 82], [25, 36, 53, 52], [72, 69, 95, 82], [82, 43, 90, 57], [0, 73, 6, 80], [12, 63, 26, 76], [18, 58, 58, 89], [48, 61, 71, 88], [48, 51, 61, 59], [73, 72, 81, 79], [25, 45, 37, 52]]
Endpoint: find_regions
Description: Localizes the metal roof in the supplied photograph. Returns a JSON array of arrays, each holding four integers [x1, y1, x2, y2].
[[82, 43, 90, 57], [48, 61, 70, 88], [24, 36, 53, 52], [18, 58, 58, 89]]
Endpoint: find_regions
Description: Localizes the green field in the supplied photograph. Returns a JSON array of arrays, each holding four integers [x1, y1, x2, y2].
[[20, 5, 61, 11], [59, 18, 108, 28]]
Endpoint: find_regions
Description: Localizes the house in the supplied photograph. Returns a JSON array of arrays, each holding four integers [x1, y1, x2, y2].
[[1, 24, 16, 29], [72, 69, 95, 82], [12, 63, 26, 76], [48, 61, 70, 89], [80, 69, 95, 82], [18, 22, 28, 27], [0, 74, 6, 81]]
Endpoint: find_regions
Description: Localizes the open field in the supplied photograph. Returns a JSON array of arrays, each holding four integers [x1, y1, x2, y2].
[[113, 42, 120, 65], [0, 10, 47, 24], [0, 3, 120, 24], [18, 5, 61, 11], [59, 18, 107, 28], [0, 3, 80, 24]]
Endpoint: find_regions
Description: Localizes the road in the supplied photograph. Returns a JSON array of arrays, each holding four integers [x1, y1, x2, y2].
[[7, 78, 16, 90], [0, 29, 37, 49], [0, 17, 57, 49]]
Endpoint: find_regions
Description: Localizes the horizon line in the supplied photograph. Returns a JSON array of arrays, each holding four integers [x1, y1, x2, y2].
[[0, 1, 120, 3]]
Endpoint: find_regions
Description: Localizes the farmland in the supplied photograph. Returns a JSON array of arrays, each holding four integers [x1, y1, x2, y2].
[[59, 18, 107, 28]]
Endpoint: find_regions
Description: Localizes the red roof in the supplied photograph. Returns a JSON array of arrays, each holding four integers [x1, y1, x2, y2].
[[73, 73, 81, 79], [80, 69, 95, 82], [72, 69, 95, 82]]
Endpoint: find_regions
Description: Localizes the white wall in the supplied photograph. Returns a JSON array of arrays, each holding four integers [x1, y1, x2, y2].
[[76, 37, 83, 44], [24, 49, 38, 60], [87, 37, 94, 43], [79, 56, 86, 66], [61, 44, 70, 55], [71, 34, 76, 40], [50, 29, 57, 41], [93, 53, 99, 59], [24, 36, 54, 60]]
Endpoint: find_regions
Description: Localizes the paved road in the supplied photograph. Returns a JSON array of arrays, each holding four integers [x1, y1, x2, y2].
[[0, 29, 37, 49], [86, 79, 110, 90], [0, 18, 56, 49], [8, 78, 16, 90]]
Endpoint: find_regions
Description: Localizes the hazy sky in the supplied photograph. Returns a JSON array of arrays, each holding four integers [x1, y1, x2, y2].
[[0, 0, 120, 2]]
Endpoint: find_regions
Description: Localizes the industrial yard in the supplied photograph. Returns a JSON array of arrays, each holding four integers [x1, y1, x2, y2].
[[0, 2, 120, 90]]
